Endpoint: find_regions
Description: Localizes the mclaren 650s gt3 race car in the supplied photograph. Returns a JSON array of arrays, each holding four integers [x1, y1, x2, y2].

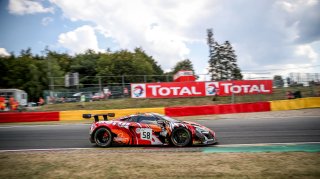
[[83, 113, 217, 147]]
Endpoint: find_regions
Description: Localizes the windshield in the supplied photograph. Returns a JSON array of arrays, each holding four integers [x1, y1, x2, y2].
[[154, 113, 181, 123]]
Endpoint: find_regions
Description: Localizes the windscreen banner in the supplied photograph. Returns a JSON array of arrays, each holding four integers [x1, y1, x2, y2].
[[131, 80, 272, 98]]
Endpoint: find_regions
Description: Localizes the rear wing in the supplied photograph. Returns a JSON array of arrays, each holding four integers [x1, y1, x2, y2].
[[82, 113, 115, 122]]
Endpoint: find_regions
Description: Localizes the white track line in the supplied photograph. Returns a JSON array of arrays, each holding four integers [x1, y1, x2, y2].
[[215, 141, 320, 147], [214, 115, 320, 120], [0, 123, 89, 129], [0, 147, 92, 153]]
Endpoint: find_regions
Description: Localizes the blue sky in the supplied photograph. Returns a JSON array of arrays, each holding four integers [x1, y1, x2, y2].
[[0, 0, 319, 79]]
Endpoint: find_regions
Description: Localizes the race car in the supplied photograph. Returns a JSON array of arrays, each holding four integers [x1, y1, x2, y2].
[[83, 112, 217, 147]]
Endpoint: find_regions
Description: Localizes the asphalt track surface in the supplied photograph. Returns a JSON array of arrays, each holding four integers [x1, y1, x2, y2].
[[0, 115, 319, 150]]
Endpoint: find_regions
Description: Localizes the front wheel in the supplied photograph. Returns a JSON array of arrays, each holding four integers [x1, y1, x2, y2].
[[170, 127, 192, 147], [94, 127, 113, 147]]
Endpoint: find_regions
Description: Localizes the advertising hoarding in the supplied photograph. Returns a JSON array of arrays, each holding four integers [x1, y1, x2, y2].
[[131, 80, 272, 98]]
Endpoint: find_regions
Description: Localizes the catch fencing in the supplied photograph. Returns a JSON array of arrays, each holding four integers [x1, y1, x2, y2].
[[44, 74, 320, 104]]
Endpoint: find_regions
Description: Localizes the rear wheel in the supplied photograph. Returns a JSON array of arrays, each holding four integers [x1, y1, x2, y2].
[[94, 127, 112, 147], [170, 127, 192, 147]]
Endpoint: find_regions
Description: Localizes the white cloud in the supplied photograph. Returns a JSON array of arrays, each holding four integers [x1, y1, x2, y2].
[[50, 0, 319, 76], [50, 0, 209, 71], [0, 48, 10, 57], [295, 44, 318, 63], [8, 0, 54, 15], [277, 0, 318, 12], [42, 17, 54, 26], [58, 25, 104, 54]]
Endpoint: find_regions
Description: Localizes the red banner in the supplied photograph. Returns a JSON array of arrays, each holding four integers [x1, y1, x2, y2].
[[217, 80, 273, 95], [131, 80, 272, 98]]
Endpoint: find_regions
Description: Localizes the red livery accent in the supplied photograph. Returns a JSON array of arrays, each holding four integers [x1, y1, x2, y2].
[[86, 113, 217, 147]]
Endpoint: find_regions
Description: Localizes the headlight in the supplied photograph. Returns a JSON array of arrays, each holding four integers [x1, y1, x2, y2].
[[195, 126, 209, 134]]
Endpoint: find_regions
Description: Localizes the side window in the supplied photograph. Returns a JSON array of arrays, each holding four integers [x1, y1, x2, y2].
[[120, 117, 131, 122], [121, 116, 139, 122], [130, 116, 139, 122], [139, 116, 157, 124]]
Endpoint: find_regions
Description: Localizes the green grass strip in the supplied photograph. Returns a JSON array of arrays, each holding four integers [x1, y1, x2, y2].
[[203, 143, 320, 153]]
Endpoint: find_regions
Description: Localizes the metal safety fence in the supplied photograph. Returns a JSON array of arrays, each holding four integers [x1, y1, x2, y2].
[[43, 74, 320, 104]]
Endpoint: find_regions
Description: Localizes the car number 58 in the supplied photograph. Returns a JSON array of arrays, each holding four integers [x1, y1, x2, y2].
[[140, 128, 152, 140]]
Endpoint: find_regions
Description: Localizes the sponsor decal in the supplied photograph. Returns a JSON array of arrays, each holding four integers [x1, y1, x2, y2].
[[148, 85, 202, 96], [205, 82, 219, 96], [221, 83, 270, 93], [140, 128, 152, 141], [219, 80, 272, 95], [131, 84, 146, 98], [131, 80, 272, 98], [135, 128, 141, 133]]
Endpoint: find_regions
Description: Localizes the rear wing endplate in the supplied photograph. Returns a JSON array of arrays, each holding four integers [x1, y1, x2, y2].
[[82, 113, 115, 122]]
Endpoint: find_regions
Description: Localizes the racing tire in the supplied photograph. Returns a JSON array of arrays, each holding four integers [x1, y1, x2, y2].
[[170, 127, 192, 147], [94, 127, 113, 147]]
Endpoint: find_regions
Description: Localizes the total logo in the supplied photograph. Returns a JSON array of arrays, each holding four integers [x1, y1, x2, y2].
[[205, 82, 219, 96], [131, 84, 146, 98]]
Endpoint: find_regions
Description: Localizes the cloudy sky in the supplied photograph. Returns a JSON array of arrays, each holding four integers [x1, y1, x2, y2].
[[0, 0, 319, 79]]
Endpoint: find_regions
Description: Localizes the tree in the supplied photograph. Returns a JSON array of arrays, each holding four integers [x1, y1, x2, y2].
[[70, 49, 101, 85], [0, 55, 10, 88], [96, 49, 163, 83], [4, 49, 35, 88], [171, 59, 195, 75], [223, 41, 243, 80], [22, 63, 43, 101], [207, 29, 223, 81], [134, 48, 164, 82], [0, 46, 165, 100], [273, 75, 284, 87], [0, 48, 63, 101], [45, 50, 68, 88], [46, 51, 72, 73], [207, 29, 242, 81]]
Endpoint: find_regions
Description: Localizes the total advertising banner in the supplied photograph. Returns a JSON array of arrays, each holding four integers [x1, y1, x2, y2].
[[131, 80, 272, 98]]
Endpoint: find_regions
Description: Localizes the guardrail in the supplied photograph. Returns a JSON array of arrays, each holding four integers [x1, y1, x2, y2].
[[0, 112, 59, 123], [0, 97, 319, 123], [164, 102, 270, 117]]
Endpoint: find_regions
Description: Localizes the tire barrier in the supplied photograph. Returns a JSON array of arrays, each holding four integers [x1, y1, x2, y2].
[[270, 97, 320, 111], [0, 112, 59, 123], [164, 102, 271, 117]]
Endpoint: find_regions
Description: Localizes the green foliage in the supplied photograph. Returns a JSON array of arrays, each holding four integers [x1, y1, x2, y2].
[[0, 49, 46, 101], [47, 51, 72, 72], [70, 49, 101, 84], [96, 48, 163, 83], [0, 47, 165, 101], [0, 56, 10, 88], [171, 59, 195, 75]]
